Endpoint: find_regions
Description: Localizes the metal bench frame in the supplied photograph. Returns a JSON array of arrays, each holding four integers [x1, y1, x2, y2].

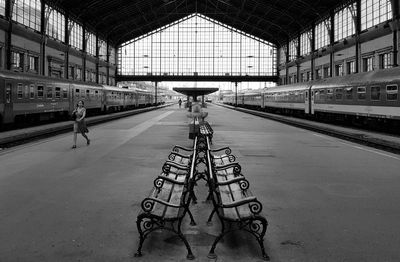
[[134, 137, 199, 260], [204, 137, 270, 261]]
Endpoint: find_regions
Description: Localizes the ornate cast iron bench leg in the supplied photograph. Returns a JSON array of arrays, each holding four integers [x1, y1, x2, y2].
[[249, 216, 270, 261], [134, 213, 195, 260]]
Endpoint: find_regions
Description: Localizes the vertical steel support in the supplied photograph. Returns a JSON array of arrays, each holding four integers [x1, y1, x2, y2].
[[106, 40, 110, 85], [390, 0, 400, 67], [296, 34, 301, 83], [329, 10, 335, 78], [311, 22, 316, 80], [96, 32, 99, 84], [285, 38, 289, 84], [355, 0, 362, 73], [82, 24, 87, 82], [40, 0, 46, 75], [5, 0, 14, 70], [235, 82, 238, 107], [64, 12, 69, 79], [155, 81, 158, 105]]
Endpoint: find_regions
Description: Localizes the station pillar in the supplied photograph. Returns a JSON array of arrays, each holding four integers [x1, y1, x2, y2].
[[154, 82, 158, 105], [235, 82, 238, 107]]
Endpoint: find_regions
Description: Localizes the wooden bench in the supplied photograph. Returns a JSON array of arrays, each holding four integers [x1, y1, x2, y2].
[[199, 121, 214, 143], [205, 137, 270, 261], [134, 137, 199, 260]]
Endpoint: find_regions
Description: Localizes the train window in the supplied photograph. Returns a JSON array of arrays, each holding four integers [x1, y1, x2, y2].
[[357, 87, 366, 100], [370, 86, 381, 101], [326, 89, 333, 101], [386, 85, 398, 101], [319, 90, 325, 100], [335, 88, 343, 100], [345, 87, 353, 100], [75, 89, 80, 97], [6, 84, 11, 103], [62, 88, 68, 99], [37, 86, 44, 98], [17, 84, 23, 99], [86, 89, 90, 98], [30, 85, 35, 99], [55, 87, 61, 98], [47, 87, 53, 99]]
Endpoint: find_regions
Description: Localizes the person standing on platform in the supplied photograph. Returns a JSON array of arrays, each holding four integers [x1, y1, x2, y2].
[[71, 100, 90, 149], [178, 98, 182, 108]]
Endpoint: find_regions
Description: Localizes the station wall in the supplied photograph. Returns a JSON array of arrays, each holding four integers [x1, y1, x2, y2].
[[0, 18, 117, 86]]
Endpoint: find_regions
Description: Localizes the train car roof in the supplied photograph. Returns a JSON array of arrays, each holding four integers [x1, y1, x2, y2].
[[263, 83, 310, 93], [103, 85, 137, 92], [243, 90, 263, 96], [0, 69, 103, 87], [311, 67, 400, 89]]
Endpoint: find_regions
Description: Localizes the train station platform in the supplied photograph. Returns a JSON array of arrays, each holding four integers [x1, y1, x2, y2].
[[1, 104, 400, 261]]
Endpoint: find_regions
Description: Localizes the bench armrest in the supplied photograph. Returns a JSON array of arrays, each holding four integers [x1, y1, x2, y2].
[[172, 145, 193, 153], [154, 175, 186, 189], [163, 161, 190, 170], [168, 152, 191, 161], [216, 177, 250, 190], [214, 163, 241, 176], [213, 154, 236, 163], [220, 197, 263, 215], [141, 197, 184, 212], [210, 147, 232, 155]]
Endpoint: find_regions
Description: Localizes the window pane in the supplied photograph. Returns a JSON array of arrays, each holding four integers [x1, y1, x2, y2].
[[334, 4, 356, 41], [315, 19, 330, 50], [87, 33, 97, 56], [37, 85, 44, 98], [300, 31, 311, 56], [46, 5, 65, 42], [70, 21, 83, 50], [386, 85, 398, 101], [12, 0, 41, 31], [357, 86, 366, 100], [0, 0, 5, 16], [361, 0, 392, 30]]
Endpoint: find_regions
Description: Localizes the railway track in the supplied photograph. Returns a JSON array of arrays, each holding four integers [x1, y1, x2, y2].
[[0, 103, 173, 149], [217, 103, 400, 155]]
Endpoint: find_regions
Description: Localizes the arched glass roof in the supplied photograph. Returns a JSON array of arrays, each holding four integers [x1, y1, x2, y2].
[[118, 13, 276, 78]]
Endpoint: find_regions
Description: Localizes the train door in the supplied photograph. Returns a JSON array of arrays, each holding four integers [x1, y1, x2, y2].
[[3, 80, 13, 123], [310, 87, 315, 115], [305, 90, 309, 114]]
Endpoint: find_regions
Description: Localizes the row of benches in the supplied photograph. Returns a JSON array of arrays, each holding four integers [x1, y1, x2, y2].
[[134, 123, 269, 260]]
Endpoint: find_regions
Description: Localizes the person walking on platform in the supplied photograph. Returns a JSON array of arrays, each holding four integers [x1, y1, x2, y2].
[[178, 98, 182, 108], [71, 100, 90, 149]]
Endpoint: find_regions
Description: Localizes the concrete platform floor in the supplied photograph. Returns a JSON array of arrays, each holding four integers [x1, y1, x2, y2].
[[1, 104, 400, 262]]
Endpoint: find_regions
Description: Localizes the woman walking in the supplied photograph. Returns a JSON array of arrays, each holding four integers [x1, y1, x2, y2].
[[72, 100, 90, 149]]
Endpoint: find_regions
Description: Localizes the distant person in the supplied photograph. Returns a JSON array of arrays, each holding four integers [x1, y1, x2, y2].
[[71, 100, 90, 149], [178, 98, 182, 108]]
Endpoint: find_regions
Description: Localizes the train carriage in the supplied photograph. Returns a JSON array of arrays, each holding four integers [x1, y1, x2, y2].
[[71, 83, 104, 114], [243, 90, 264, 109], [263, 83, 310, 115], [310, 68, 400, 120], [0, 71, 72, 125]]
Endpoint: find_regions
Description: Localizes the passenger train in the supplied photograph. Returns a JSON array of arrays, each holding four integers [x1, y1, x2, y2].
[[0, 70, 161, 128], [223, 67, 400, 129]]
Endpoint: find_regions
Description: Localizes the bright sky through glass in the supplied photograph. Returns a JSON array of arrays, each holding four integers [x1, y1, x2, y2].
[[118, 13, 277, 78]]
